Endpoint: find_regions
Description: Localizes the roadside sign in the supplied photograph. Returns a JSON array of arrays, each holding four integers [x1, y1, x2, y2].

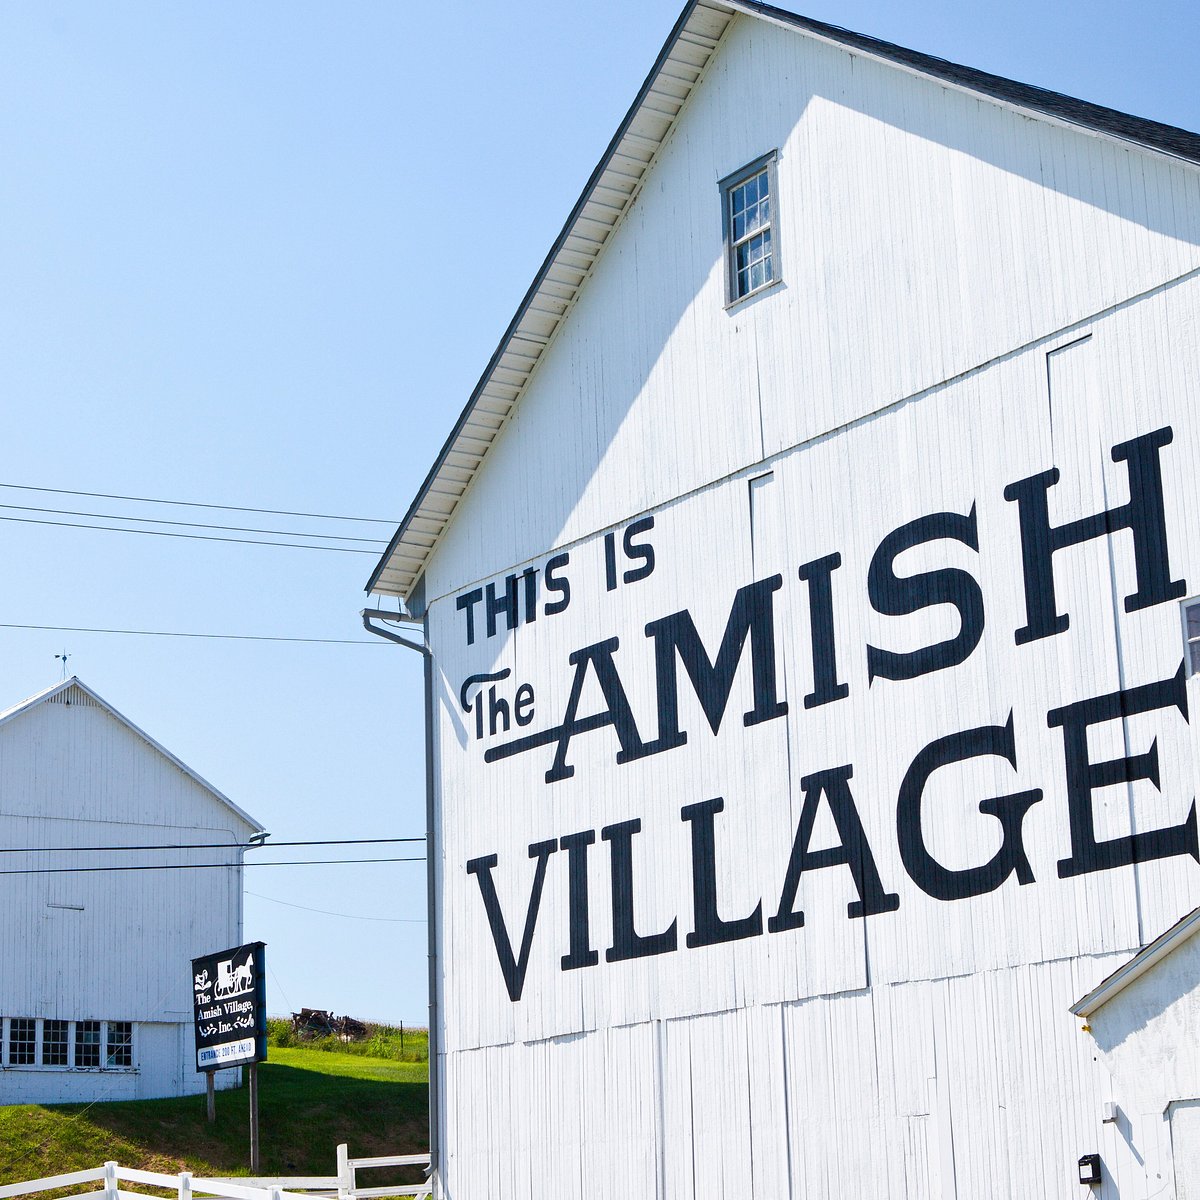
[[191, 941, 267, 1072]]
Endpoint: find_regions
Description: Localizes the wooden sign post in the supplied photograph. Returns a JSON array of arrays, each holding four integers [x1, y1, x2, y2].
[[249, 1064, 260, 1172]]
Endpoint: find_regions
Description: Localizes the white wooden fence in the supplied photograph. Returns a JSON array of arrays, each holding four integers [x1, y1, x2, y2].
[[0, 1147, 431, 1200]]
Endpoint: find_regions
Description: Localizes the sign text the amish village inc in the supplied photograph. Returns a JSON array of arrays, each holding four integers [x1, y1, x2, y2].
[[452, 427, 1197, 1002], [191, 942, 267, 1071]]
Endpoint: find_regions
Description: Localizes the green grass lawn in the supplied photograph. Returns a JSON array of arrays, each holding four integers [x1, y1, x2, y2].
[[0, 1047, 428, 1184]]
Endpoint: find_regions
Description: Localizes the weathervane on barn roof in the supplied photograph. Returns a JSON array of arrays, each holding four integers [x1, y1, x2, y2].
[[54, 651, 70, 681]]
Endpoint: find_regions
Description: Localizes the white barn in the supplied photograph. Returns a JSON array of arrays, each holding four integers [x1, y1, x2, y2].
[[367, 2, 1200, 1196], [0, 677, 262, 1104]]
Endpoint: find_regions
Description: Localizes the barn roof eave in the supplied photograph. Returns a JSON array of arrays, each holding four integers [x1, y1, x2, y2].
[[366, 0, 1200, 604], [0, 676, 265, 836]]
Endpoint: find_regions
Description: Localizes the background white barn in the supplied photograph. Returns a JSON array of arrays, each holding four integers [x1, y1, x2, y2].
[[0, 677, 261, 1104], [368, 1, 1200, 1196]]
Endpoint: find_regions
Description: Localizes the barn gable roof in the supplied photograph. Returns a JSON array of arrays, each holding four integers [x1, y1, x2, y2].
[[366, 0, 1200, 603], [0, 676, 263, 835]]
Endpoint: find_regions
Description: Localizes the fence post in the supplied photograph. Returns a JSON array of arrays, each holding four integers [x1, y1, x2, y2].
[[337, 1143, 352, 1200], [269, 1188, 282, 1200], [178, 1170, 193, 1200], [103, 1162, 118, 1200]]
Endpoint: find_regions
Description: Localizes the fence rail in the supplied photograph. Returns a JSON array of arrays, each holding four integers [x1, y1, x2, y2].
[[0, 1147, 431, 1200]]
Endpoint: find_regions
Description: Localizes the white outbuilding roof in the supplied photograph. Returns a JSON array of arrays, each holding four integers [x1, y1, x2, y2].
[[0, 676, 263, 836], [1071, 906, 1200, 1018]]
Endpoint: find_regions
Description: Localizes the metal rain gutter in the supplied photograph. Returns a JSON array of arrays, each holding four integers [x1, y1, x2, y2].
[[360, 608, 442, 1190]]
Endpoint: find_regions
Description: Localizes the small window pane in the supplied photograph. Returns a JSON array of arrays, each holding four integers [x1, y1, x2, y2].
[[1190, 641, 1200, 676], [76, 1021, 100, 1068], [106, 1022, 133, 1068], [1187, 603, 1200, 639], [43, 1020, 68, 1066], [9, 1019, 36, 1066]]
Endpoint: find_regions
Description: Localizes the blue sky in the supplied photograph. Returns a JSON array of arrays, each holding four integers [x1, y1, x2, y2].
[[0, 0, 1196, 1026]]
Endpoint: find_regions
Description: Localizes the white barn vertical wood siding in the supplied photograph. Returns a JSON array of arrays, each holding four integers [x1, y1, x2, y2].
[[371, 4, 1200, 1196], [0, 679, 261, 1104]]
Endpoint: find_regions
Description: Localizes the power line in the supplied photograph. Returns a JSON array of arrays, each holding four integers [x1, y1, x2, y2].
[[0, 501, 388, 545], [247, 890, 427, 924], [0, 622, 380, 645], [0, 837, 425, 854], [0, 481, 396, 525], [0, 856, 426, 876], [0, 512, 378, 553]]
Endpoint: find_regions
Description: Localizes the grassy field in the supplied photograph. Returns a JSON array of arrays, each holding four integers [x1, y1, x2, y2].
[[0, 1046, 428, 1184]]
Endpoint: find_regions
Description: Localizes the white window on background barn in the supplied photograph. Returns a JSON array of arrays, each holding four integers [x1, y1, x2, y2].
[[1183, 598, 1200, 674], [42, 1019, 68, 1066], [0, 1017, 135, 1068], [720, 152, 780, 305], [106, 1021, 133, 1068], [75, 1020, 101, 1068], [8, 1018, 35, 1065]]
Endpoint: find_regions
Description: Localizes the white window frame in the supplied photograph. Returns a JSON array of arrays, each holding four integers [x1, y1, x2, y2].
[[105, 1020, 134, 1069], [42, 1018, 69, 1068], [719, 150, 782, 307], [1182, 597, 1200, 676], [7, 1017, 37, 1066], [0, 1016, 137, 1072], [75, 1019, 102, 1069]]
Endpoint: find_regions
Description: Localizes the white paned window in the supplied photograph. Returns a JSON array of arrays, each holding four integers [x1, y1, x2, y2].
[[720, 152, 780, 305], [0, 1017, 135, 1069], [8, 1018, 36, 1066], [43, 1019, 69, 1066], [106, 1021, 133, 1068], [1184, 598, 1200, 674], [75, 1020, 101, 1068]]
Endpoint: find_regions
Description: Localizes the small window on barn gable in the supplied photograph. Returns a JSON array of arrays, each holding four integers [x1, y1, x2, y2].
[[1183, 598, 1200, 674], [720, 151, 780, 306]]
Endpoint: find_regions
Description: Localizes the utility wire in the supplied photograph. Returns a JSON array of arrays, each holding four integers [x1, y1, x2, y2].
[[0, 837, 426, 854], [0, 513, 378, 553], [0, 622, 379, 645], [0, 501, 388, 544], [0, 856, 426, 876], [247, 890, 427, 924], [0, 481, 396, 525]]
